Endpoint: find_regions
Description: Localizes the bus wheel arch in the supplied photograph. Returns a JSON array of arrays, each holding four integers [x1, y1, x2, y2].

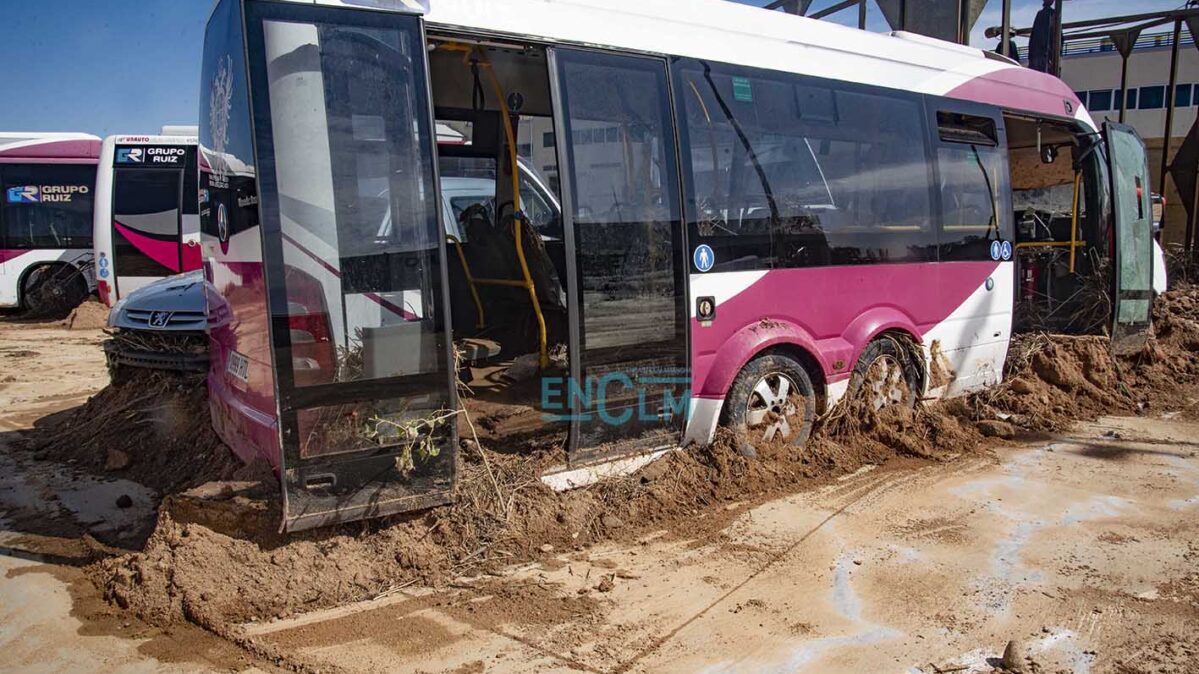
[[20, 262, 88, 317], [848, 330, 925, 411]]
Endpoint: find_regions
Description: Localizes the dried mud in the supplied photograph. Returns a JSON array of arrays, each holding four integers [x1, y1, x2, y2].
[[66, 287, 1199, 640], [24, 370, 241, 495]]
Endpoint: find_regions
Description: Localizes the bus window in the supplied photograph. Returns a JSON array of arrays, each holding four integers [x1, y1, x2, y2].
[[1, 164, 95, 249], [675, 61, 936, 270], [934, 112, 1013, 261], [112, 169, 183, 276]]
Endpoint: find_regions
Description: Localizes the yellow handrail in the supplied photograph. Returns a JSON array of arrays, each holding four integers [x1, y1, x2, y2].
[[446, 235, 485, 329], [437, 42, 549, 370], [1069, 172, 1081, 273]]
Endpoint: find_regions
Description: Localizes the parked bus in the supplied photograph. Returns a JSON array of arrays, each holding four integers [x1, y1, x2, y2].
[[0, 132, 100, 314], [93, 133, 201, 306], [199, 0, 1157, 531]]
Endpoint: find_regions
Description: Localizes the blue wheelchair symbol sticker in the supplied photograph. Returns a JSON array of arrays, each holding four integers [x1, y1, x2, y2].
[[990, 240, 1002, 261], [1000, 240, 1013, 261], [694, 244, 715, 272]]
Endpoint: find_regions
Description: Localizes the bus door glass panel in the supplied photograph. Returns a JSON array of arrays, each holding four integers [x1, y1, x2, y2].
[[112, 168, 183, 293], [246, 1, 454, 531], [550, 48, 688, 463], [1, 164, 95, 250], [1104, 121, 1154, 354]]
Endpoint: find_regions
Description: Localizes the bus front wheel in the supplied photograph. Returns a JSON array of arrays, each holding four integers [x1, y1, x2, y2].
[[724, 353, 816, 455]]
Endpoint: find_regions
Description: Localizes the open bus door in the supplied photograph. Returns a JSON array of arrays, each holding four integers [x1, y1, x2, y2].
[[548, 48, 690, 466], [1103, 122, 1155, 355], [239, 0, 457, 531]]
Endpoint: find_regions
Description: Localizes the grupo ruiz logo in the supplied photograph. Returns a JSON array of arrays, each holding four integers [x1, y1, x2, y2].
[[116, 147, 144, 163], [6, 185, 39, 203], [5, 184, 88, 203]]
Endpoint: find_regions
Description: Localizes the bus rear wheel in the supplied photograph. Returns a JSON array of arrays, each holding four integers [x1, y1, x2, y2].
[[23, 264, 87, 318], [850, 337, 920, 411], [724, 353, 816, 453]]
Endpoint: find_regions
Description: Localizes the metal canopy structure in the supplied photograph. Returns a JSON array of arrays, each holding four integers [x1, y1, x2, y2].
[[763, 0, 1013, 56], [988, 6, 1199, 253]]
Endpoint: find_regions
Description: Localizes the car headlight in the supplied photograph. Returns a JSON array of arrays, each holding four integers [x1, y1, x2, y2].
[[107, 298, 128, 327]]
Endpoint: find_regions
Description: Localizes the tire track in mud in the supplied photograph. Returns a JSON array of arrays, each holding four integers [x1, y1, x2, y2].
[[610, 462, 937, 674]]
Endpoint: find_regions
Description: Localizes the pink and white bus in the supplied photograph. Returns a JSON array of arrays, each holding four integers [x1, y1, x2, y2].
[[0, 133, 100, 314], [200, 0, 1156, 530], [93, 133, 202, 306]]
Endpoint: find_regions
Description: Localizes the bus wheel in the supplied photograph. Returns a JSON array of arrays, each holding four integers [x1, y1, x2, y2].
[[725, 353, 816, 452], [23, 265, 87, 318], [851, 337, 920, 411]]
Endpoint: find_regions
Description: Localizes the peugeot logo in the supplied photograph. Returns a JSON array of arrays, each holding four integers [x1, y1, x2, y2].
[[148, 311, 173, 328]]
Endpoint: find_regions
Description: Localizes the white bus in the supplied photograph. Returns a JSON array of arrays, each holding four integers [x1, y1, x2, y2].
[[93, 132, 201, 306], [200, 0, 1157, 530], [0, 132, 100, 314]]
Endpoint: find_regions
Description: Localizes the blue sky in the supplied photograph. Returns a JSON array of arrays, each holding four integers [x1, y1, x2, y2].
[[0, 0, 1184, 137]]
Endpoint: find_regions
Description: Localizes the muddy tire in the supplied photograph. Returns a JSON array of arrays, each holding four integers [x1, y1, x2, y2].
[[23, 264, 87, 318], [849, 336, 921, 411], [723, 353, 816, 453]]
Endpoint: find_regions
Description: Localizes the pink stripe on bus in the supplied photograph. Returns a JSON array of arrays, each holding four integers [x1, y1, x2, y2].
[[946, 66, 1082, 121], [113, 221, 181, 273], [0, 249, 32, 264]]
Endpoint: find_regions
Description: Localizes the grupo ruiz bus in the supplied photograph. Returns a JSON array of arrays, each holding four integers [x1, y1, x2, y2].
[[199, 0, 1158, 531], [93, 131, 203, 307], [0, 133, 100, 314]]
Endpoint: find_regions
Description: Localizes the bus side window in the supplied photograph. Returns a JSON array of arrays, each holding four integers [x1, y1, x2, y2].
[[675, 62, 936, 270], [934, 112, 1013, 262]]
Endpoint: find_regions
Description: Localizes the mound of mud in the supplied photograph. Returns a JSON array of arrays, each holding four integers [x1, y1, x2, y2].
[[92, 287, 1199, 633], [25, 370, 241, 495], [958, 286, 1199, 433], [95, 385, 986, 630], [60, 299, 111, 330]]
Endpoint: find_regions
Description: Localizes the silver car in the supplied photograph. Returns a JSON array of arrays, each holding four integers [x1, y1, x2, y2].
[[104, 271, 208, 383]]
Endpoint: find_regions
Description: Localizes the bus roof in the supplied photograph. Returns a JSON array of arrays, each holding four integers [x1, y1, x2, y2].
[[262, 0, 1087, 125], [0, 132, 102, 162]]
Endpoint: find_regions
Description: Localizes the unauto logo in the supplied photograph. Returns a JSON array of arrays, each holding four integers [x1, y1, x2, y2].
[[6, 186, 39, 203], [116, 148, 143, 163]]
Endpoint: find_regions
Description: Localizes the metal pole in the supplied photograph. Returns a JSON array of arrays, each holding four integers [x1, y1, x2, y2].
[[858, 0, 866, 30], [1119, 53, 1130, 123], [1000, 0, 1012, 57], [1190, 161, 1199, 254], [1161, 18, 1182, 198], [1052, 0, 1064, 76], [899, 0, 907, 31]]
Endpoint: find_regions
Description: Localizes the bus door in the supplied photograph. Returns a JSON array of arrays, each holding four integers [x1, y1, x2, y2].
[[244, 0, 457, 531], [549, 48, 689, 465], [111, 148, 186, 297], [1103, 122, 1154, 354]]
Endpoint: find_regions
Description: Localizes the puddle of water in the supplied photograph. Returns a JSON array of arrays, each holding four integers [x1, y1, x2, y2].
[[699, 548, 903, 674]]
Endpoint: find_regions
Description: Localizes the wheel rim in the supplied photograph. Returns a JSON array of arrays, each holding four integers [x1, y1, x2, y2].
[[744, 372, 801, 443], [864, 354, 910, 411]]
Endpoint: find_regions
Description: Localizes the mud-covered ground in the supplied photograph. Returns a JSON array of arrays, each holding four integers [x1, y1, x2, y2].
[[2, 291, 1199, 673]]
